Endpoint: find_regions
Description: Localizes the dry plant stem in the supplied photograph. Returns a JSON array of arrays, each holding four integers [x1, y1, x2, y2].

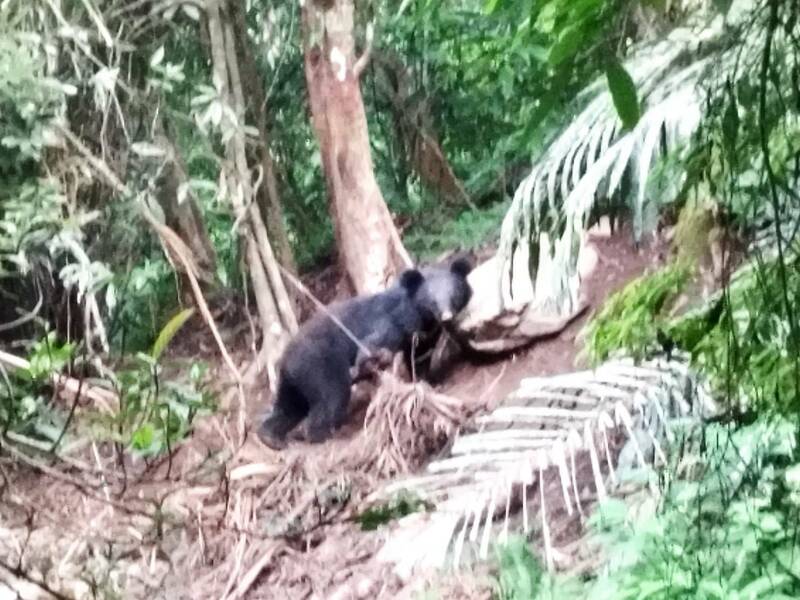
[[54, 124, 242, 387], [0, 437, 153, 520], [225, 542, 282, 600]]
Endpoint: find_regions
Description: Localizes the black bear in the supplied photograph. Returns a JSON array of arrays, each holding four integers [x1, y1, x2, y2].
[[257, 257, 473, 450]]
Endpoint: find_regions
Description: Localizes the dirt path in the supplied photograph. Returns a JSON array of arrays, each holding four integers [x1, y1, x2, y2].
[[234, 225, 666, 599], [441, 224, 666, 411]]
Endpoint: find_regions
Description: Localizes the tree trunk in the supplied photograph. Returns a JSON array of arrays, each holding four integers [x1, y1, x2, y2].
[[205, 0, 297, 381], [302, 0, 411, 295], [373, 52, 474, 209], [229, 1, 296, 275], [154, 125, 217, 304]]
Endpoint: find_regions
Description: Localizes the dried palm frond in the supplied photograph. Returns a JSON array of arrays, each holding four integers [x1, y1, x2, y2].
[[357, 371, 470, 478], [372, 353, 717, 579], [496, 1, 759, 317]]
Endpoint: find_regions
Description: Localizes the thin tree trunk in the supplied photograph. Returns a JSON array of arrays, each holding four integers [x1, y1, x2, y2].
[[154, 125, 217, 302], [373, 52, 474, 209], [302, 0, 411, 295], [229, 1, 296, 274], [205, 0, 297, 381]]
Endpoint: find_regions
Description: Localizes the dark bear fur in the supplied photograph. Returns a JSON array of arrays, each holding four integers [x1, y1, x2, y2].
[[257, 257, 473, 450]]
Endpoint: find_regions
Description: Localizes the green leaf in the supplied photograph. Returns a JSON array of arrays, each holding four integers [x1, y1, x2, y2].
[[131, 424, 155, 450], [151, 307, 195, 360], [606, 59, 640, 130], [712, 0, 734, 15], [547, 23, 583, 66], [722, 83, 739, 161], [569, 0, 603, 21], [535, 1, 559, 34], [483, 0, 503, 15], [739, 574, 791, 598]]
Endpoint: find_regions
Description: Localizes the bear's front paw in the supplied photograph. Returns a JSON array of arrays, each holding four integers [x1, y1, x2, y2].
[[257, 426, 287, 451]]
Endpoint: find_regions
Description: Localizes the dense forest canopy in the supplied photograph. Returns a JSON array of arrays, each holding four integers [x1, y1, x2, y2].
[[1, 0, 799, 597]]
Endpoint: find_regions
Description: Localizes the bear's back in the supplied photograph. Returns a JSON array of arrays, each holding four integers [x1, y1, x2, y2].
[[280, 286, 417, 378]]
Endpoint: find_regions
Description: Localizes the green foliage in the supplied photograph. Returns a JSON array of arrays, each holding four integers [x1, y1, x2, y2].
[[492, 536, 588, 599], [151, 308, 195, 361], [0, 182, 65, 277], [494, 536, 544, 599], [584, 0, 800, 414], [405, 200, 510, 260], [585, 247, 800, 412], [357, 491, 433, 530], [24, 333, 75, 383], [583, 417, 800, 599], [0, 333, 75, 435], [0, 32, 72, 176], [582, 262, 693, 365], [605, 59, 640, 130], [491, 418, 800, 600], [671, 251, 800, 412], [108, 257, 178, 354], [102, 356, 214, 456], [0, 329, 212, 456]]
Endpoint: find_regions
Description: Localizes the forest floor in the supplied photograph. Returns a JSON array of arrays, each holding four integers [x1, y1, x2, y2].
[[0, 224, 666, 600]]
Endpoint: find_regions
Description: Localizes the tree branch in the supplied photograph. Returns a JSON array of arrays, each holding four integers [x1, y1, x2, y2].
[[353, 22, 374, 79]]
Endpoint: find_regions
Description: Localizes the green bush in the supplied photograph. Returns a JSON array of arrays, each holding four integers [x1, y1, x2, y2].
[[491, 417, 800, 600], [581, 261, 693, 365]]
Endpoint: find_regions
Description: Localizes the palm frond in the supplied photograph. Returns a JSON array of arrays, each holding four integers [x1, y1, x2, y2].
[[371, 353, 716, 578], [496, 7, 757, 317]]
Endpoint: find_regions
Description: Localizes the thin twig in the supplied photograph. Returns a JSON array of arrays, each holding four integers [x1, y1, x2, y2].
[[276, 264, 372, 356], [0, 559, 74, 600]]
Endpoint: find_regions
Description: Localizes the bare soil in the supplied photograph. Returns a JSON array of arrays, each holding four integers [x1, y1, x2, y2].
[[441, 223, 668, 410], [0, 226, 666, 600]]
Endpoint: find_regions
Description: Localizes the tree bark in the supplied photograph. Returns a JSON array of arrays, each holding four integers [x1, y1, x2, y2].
[[302, 0, 411, 295]]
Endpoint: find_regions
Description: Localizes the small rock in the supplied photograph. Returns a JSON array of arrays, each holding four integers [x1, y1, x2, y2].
[[355, 577, 374, 598], [327, 584, 354, 600]]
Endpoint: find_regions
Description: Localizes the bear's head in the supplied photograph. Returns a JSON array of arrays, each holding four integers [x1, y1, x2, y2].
[[399, 256, 473, 325]]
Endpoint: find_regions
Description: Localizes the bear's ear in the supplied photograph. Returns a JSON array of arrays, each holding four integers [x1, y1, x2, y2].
[[450, 257, 473, 278], [399, 269, 424, 295]]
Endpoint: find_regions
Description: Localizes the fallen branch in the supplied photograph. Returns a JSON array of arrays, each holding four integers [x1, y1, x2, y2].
[[0, 436, 154, 519], [0, 558, 73, 600]]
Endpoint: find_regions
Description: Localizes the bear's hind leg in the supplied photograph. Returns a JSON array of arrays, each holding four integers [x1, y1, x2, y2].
[[305, 367, 351, 443], [257, 381, 307, 450]]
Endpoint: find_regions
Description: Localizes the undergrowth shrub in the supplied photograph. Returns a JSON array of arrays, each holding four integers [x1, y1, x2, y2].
[[405, 200, 510, 260], [0, 333, 75, 439], [584, 246, 800, 413], [581, 261, 693, 365], [491, 417, 800, 599], [102, 355, 214, 456]]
